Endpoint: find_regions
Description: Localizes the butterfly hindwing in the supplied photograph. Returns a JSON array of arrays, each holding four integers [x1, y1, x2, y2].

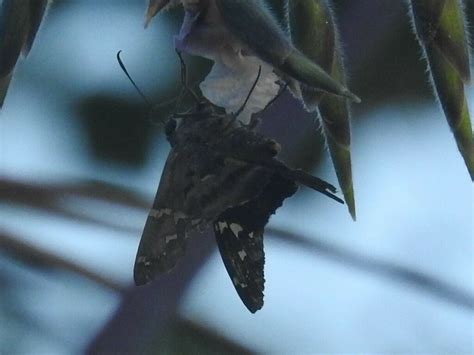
[[214, 174, 298, 312], [214, 213, 265, 313]]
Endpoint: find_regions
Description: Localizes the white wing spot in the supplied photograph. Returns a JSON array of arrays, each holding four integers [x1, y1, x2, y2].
[[201, 174, 214, 182], [218, 221, 229, 233], [149, 208, 173, 219], [229, 223, 243, 237], [137, 256, 152, 266], [233, 277, 248, 288], [165, 234, 178, 243], [249, 232, 254, 239], [238, 250, 247, 260]]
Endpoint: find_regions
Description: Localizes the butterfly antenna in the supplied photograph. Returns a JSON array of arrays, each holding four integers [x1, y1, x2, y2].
[[234, 66, 262, 119], [117, 50, 152, 108]]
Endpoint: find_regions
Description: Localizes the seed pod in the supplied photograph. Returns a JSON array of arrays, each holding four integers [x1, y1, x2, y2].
[[145, 0, 360, 114], [145, 0, 181, 28], [409, 0, 473, 180], [23, 1, 49, 55], [289, 0, 356, 219], [0, 0, 49, 107], [264, 0, 290, 33], [213, 0, 360, 102]]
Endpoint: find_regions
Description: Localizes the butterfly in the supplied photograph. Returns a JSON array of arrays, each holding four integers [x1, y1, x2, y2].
[[134, 97, 343, 312]]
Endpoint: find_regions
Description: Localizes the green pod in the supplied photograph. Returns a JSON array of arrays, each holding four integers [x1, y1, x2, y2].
[[0, 0, 29, 106], [410, 0, 470, 81], [264, 0, 289, 33], [289, 0, 335, 109], [319, 54, 355, 220], [214, 0, 360, 103], [145, 0, 179, 28], [409, 0, 473, 179], [23, 0, 49, 55], [426, 44, 473, 179], [0, 0, 48, 107], [289, 0, 356, 219]]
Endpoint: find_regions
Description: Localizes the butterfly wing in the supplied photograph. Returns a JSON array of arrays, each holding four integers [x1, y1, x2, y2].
[[134, 142, 195, 286], [214, 174, 298, 313], [214, 215, 265, 313], [134, 211, 187, 285], [134, 118, 279, 286]]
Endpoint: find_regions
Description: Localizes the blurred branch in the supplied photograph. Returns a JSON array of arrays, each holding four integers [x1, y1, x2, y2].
[[0, 229, 125, 293], [2, 176, 473, 351], [0, 177, 147, 234], [87, 230, 216, 354], [0, 233, 244, 354], [268, 226, 474, 311], [2, 177, 473, 311], [156, 317, 254, 355], [0, 177, 149, 209]]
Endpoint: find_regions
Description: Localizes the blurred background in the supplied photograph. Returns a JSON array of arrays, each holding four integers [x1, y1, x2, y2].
[[0, 0, 473, 353]]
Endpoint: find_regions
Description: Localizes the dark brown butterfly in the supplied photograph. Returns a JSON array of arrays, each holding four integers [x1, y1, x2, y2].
[[134, 96, 343, 312]]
